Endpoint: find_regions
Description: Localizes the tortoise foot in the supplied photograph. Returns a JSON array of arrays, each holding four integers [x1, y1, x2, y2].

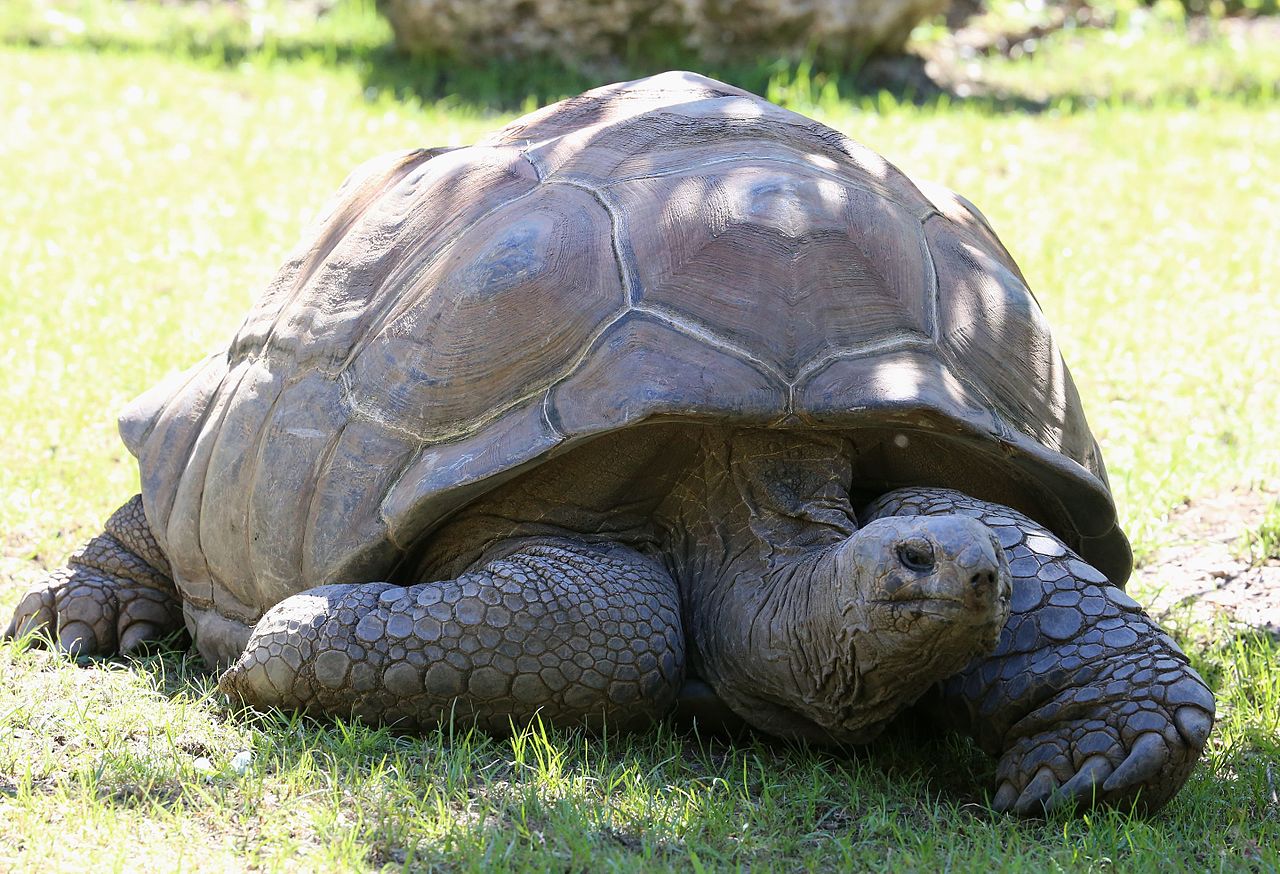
[[865, 486, 1216, 816], [991, 645, 1214, 815], [4, 496, 181, 657]]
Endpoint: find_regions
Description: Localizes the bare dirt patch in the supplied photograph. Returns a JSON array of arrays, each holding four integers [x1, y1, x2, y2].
[[1136, 488, 1280, 637]]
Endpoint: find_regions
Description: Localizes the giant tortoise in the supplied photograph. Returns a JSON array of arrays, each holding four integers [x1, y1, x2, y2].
[[5, 72, 1215, 815]]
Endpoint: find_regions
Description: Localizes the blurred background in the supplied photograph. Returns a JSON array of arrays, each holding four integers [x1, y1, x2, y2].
[[0, 0, 1274, 104], [3, 0, 1277, 106]]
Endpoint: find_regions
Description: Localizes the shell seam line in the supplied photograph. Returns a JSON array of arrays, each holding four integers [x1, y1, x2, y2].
[[628, 302, 788, 384], [179, 358, 254, 607], [298, 408, 356, 577], [520, 148, 548, 181], [335, 296, 632, 445], [544, 176, 637, 306], [789, 333, 937, 387], [149, 356, 233, 549], [540, 392, 565, 439], [337, 369, 435, 443], [918, 215, 941, 342], [598, 151, 901, 206]]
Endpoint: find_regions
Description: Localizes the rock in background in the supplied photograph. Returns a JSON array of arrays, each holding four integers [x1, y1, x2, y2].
[[377, 0, 949, 69]]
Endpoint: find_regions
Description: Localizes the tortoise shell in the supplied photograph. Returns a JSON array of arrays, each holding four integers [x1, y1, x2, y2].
[[118, 71, 1130, 633]]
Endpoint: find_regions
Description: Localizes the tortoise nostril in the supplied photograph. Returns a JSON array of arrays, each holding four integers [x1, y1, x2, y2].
[[970, 569, 997, 591]]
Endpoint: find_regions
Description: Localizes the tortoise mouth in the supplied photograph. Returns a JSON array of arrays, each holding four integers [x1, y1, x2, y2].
[[869, 594, 1009, 626], [871, 596, 965, 606]]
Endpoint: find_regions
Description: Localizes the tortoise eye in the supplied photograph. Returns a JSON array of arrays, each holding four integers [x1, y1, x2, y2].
[[897, 539, 935, 572]]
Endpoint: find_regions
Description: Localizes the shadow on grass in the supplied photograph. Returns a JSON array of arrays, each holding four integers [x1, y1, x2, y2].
[[6, 0, 1280, 118], [15, 593, 1276, 826], [110, 641, 996, 811], [0, 26, 1002, 112], [8, 0, 1280, 116]]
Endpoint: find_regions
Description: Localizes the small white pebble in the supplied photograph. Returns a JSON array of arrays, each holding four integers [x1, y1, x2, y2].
[[192, 756, 216, 774], [230, 750, 253, 775]]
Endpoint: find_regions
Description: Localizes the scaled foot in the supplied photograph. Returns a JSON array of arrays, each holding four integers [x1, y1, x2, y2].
[[4, 495, 183, 656]]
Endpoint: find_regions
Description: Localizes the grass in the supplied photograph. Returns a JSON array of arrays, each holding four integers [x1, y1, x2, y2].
[[1237, 502, 1280, 567], [1, 1, 1278, 870]]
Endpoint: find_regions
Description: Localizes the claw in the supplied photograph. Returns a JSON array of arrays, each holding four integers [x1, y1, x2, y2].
[[119, 621, 162, 655], [1174, 705, 1213, 748], [1014, 765, 1060, 816], [1046, 755, 1114, 812], [1102, 731, 1169, 795], [1165, 673, 1216, 712], [57, 620, 97, 656], [4, 589, 55, 645], [992, 781, 1019, 812]]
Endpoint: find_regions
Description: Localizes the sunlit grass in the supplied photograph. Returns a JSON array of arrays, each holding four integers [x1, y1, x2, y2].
[[2, 624, 1277, 870], [1, 3, 1278, 870], [1237, 501, 1280, 567]]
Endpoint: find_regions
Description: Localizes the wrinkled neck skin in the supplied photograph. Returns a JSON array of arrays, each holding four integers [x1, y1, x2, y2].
[[659, 430, 907, 744]]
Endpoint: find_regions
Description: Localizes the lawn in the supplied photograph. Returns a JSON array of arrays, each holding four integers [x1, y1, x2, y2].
[[1, 2, 1278, 870]]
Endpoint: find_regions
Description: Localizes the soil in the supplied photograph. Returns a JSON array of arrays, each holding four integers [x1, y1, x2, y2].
[[1135, 488, 1280, 638]]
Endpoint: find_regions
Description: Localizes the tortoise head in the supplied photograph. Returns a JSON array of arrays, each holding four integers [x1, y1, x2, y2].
[[810, 515, 1012, 737]]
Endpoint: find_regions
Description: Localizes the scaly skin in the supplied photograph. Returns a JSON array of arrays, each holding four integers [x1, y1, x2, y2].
[[218, 540, 687, 732], [864, 487, 1215, 815], [4, 495, 183, 655], [219, 431, 1012, 743]]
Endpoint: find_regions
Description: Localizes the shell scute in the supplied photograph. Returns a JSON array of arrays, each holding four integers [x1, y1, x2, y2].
[[302, 417, 419, 586], [381, 398, 561, 552], [547, 312, 787, 436], [247, 374, 348, 602], [612, 165, 934, 379], [199, 361, 285, 609], [343, 182, 626, 440], [241, 147, 541, 374], [926, 217, 1093, 466], [229, 148, 441, 368]]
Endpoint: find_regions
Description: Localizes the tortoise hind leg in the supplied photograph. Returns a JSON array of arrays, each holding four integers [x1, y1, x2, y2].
[[4, 494, 184, 656], [219, 539, 685, 732], [865, 487, 1215, 816]]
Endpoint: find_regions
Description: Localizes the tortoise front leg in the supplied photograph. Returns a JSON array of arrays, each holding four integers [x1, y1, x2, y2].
[[864, 488, 1215, 815], [219, 539, 685, 732]]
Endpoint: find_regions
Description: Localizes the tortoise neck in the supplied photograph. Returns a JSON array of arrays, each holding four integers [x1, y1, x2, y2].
[[661, 429, 862, 739], [661, 429, 858, 568]]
